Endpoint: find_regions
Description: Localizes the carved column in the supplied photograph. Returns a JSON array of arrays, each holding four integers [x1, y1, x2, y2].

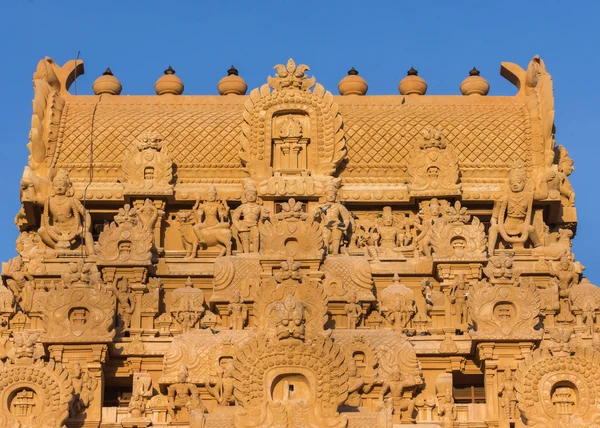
[[484, 360, 499, 424]]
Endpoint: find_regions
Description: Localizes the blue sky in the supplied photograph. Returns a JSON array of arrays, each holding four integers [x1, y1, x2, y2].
[[0, 1, 598, 279]]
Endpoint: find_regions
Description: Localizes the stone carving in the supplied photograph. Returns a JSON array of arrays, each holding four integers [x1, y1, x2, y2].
[[122, 131, 174, 193], [207, 357, 235, 406], [344, 291, 363, 329], [33, 169, 95, 254], [2, 256, 33, 312], [171, 277, 205, 332], [533, 227, 574, 260], [437, 388, 457, 428], [548, 255, 580, 322], [97, 204, 153, 265], [408, 127, 461, 197], [488, 161, 554, 253], [555, 145, 575, 207], [167, 364, 205, 421], [341, 336, 377, 407], [227, 291, 248, 330], [379, 274, 416, 331], [498, 369, 517, 422], [41, 262, 115, 342], [430, 200, 487, 259], [69, 361, 98, 417], [468, 277, 541, 338], [232, 181, 270, 253], [0, 334, 73, 428], [414, 198, 447, 256], [483, 252, 519, 285], [516, 347, 600, 427], [192, 186, 232, 256], [449, 273, 469, 325], [260, 198, 324, 258], [239, 58, 346, 180], [314, 179, 351, 255], [114, 276, 135, 331]]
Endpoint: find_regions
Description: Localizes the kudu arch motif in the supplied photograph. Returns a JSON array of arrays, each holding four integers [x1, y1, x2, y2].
[[0, 54, 594, 427]]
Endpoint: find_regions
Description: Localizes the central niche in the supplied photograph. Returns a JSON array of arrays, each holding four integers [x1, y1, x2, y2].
[[271, 113, 311, 176], [551, 381, 578, 415], [9, 388, 38, 420], [270, 373, 312, 403]]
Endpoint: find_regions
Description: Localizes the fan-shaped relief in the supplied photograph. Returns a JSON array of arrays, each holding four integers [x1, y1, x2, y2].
[[41, 285, 115, 343], [430, 201, 487, 259], [378, 339, 423, 387], [122, 131, 174, 194], [232, 333, 349, 428], [211, 255, 261, 302], [322, 256, 375, 302], [516, 348, 600, 426], [0, 360, 74, 428], [259, 198, 325, 259], [467, 280, 541, 339], [97, 222, 153, 265], [239, 59, 346, 183]]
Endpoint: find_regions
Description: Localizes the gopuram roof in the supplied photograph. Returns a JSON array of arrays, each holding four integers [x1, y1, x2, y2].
[[0, 55, 594, 428]]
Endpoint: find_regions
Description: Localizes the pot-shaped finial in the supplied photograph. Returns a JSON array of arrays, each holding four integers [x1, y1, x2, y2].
[[155, 66, 184, 95], [217, 65, 247, 95], [460, 67, 489, 96], [338, 67, 368, 95], [92, 68, 122, 95], [399, 67, 427, 95]]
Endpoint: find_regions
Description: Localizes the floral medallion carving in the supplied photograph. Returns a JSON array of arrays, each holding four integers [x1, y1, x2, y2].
[[122, 131, 174, 194]]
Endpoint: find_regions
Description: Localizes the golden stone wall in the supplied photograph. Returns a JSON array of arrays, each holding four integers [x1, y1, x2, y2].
[[0, 55, 594, 427]]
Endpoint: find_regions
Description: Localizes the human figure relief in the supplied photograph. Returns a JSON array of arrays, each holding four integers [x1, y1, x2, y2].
[[192, 185, 232, 256], [449, 273, 468, 325], [70, 362, 98, 417], [548, 256, 579, 321], [314, 180, 351, 255], [413, 198, 443, 256], [36, 169, 95, 254], [488, 161, 554, 253], [227, 291, 248, 329], [3, 256, 34, 312], [379, 370, 415, 423], [207, 359, 235, 406], [167, 365, 205, 421], [498, 369, 517, 421], [128, 392, 146, 418], [437, 388, 457, 428], [555, 145, 575, 207], [232, 181, 269, 253], [344, 292, 362, 329], [114, 277, 135, 330]]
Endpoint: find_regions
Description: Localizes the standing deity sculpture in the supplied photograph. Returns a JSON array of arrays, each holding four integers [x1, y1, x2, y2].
[[548, 255, 579, 321], [488, 161, 554, 253], [414, 199, 444, 257], [344, 291, 363, 329], [3, 256, 34, 312], [34, 169, 95, 255], [207, 359, 235, 406], [313, 180, 351, 255], [114, 276, 135, 331], [379, 369, 415, 423], [555, 145, 575, 207], [498, 369, 517, 421], [192, 185, 232, 256], [70, 362, 98, 417], [167, 364, 205, 421], [227, 291, 248, 329], [437, 388, 457, 428], [449, 274, 469, 325], [232, 181, 269, 253]]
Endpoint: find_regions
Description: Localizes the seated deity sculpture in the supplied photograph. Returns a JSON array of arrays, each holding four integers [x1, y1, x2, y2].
[[167, 365, 205, 421], [192, 185, 232, 255], [313, 180, 351, 255], [488, 161, 554, 253], [232, 181, 269, 253], [33, 169, 95, 255]]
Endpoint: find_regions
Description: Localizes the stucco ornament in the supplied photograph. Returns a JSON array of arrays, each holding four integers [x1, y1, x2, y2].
[[41, 262, 115, 343], [408, 127, 461, 197], [122, 131, 174, 194], [0, 332, 74, 428], [379, 274, 416, 331], [232, 181, 270, 253], [97, 204, 153, 265], [171, 277, 205, 332], [239, 58, 346, 182], [430, 200, 487, 259]]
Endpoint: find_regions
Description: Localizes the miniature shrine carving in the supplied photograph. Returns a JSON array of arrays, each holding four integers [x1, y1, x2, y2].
[[0, 54, 596, 427]]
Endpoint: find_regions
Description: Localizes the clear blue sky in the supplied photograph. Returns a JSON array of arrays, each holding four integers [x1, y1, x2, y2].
[[0, 1, 598, 279]]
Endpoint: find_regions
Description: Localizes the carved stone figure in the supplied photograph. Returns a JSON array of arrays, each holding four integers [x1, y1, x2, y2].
[[192, 186, 232, 256], [114, 276, 135, 330], [498, 369, 517, 421], [437, 388, 457, 428], [227, 291, 248, 330], [379, 370, 415, 422], [70, 361, 98, 417], [449, 273, 469, 325], [171, 277, 205, 332], [207, 358, 235, 406], [232, 181, 269, 253], [314, 179, 351, 255], [379, 273, 416, 331], [268, 294, 307, 341], [344, 292, 362, 329], [555, 145, 575, 207], [167, 365, 205, 421], [122, 132, 174, 192], [548, 255, 579, 322], [414, 198, 445, 256], [36, 169, 95, 254], [488, 161, 554, 253], [408, 127, 461, 197], [2, 256, 33, 312]]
